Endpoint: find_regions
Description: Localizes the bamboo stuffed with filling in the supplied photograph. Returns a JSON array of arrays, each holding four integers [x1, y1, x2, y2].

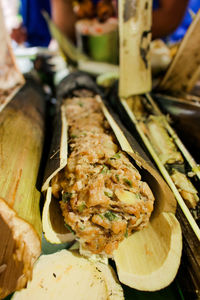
[[51, 93, 155, 255], [42, 72, 182, 291]]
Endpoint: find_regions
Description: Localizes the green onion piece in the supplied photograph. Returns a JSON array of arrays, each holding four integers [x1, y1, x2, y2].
[[104, 211, 117, 221], [110, 152, 121, 160], [113, 152, 121, 159], [62, 192, 72, 203], [124, 227, 128, 238], [104, 191, 113, 198], [99, 214, 104, 219], [123, 178, 133, 187], [136, 193, 141, 199], [101, 165, 109, 174], [78, 202, 86, 213], [71, 134, 77, 138], [64, 223, 75, 234], [78, 102, 84, 107], [115, 174, 120, 182]]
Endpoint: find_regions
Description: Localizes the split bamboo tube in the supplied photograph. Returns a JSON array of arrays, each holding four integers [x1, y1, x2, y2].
[[0, 80, 45, 298]]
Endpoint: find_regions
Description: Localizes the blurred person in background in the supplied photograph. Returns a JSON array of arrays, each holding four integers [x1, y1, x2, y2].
[[3, 0, 200, 47], [51, 0, 199, 42], [153, 0, 200, 42], [19, 0, 51, 47], [5, 0, 52, 47]]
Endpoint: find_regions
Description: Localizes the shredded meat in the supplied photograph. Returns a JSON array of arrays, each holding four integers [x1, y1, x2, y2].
[[51, 95, 155, 256]]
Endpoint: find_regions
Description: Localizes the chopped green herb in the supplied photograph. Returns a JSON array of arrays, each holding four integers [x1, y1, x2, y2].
[[124, 227, 128, 238], [110, 152, 121, 160], [123, 178, 133, 187], [78, 102, 84, 107], [99, 214, 104, 219], [64, 223, 75, 234], [101, 165, 109, 174], [115, 174, 120, 182], [71, 134, 77, 138], [104, 191, 113, 198], [113, 152, 121, 159], [62, 192, 72, 203], [78, 202, 86, 213], [136, 193, 141, 199], [104, 211, 117, 221]]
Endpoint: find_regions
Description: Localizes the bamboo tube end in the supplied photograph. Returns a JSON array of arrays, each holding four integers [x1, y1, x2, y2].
[[12, 250, 124, 300], [0, 198, 41, 298], [114, 212, 182, 291]]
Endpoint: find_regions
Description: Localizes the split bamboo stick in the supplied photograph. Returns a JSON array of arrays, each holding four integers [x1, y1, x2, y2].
[[119, 0, 152, 97]]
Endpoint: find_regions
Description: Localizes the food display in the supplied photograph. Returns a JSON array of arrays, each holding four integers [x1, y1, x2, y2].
[[1, 0, 200, 298]]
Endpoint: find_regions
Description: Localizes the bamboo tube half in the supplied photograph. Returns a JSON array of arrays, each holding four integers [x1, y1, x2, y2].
[[42, 72, 182, 291], [0, 80, 45, 299]]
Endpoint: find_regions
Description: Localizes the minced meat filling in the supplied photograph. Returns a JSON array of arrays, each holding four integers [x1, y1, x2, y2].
[[51, 96, 155, 256]]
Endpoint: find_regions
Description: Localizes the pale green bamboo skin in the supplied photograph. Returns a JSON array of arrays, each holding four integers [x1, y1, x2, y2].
[[0, 94, 43, 237], [0, 83, 45, 298]]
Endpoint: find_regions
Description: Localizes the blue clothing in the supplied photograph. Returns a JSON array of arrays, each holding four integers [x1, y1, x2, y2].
[[153, 0, 159, 10], [153, 0, 200, 42], [20, 0, 51, 47], [170, 0, 200, 42]]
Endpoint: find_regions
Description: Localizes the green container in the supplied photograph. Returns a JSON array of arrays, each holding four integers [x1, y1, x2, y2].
[[77, 29, 119, 64]]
